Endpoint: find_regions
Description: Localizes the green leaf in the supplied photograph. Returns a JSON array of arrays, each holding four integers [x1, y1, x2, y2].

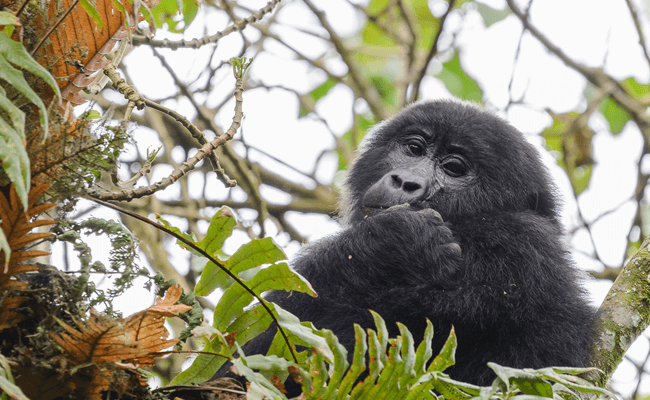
[[321, 329, 349, 398], [214, 263, 315, 331], [155, 214, 197, 251], [226, 303, 275, 346], [475, 3, 511, 27], [427, 326, 456, 373], [231, 353, 289, 400], [79, 0, 104, 31], [0, 34, 61, 127], [621, 76, 650, 100], [275, 305, 332, 361], [413, 319, 434, 374], [335, 324, 367, 399], [195, 237, 286, 296], [196, 207, 237, 255], [541, 111, 594, 196], [0, 88, 26, 140], [0, 56, 46, 144], [79, 109, 102, 120], [0, 118, 30, 210], [168, 352, 227, 385], [369, 74, 397, 107], [0, 11, 19, 26], [598, 96, 630, 135], [151, 0, 199, 33], [436, 51, 483, 102], [0, 355, 29, 400]]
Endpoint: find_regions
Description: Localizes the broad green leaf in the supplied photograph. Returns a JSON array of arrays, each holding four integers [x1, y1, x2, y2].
[[436, 51, 483, 102], [534, 366, 617, 398], [231, 351, 289, 399], [621, 76, 650, 100], [0, 11, 19, 26], [427, 326, 456, 373], [195, 237, 286, 296], [0, 119, 30, 210], [79, 0, 104, 31], [598, 96, 630, 135], [181, 0, 199, 30], [0, 34, 61, 137], [168, 352, 227, 385], [226, 303, 275, 346], [169, 332, 234, 385], [214, 263, 315, 331], [151, 0, 199, 33], [266, 319, 312, 370], [275, 304, 332, 361], [196, 207, 237, 255], [489, 364, 553, 398], [476, 3, 511, 27]]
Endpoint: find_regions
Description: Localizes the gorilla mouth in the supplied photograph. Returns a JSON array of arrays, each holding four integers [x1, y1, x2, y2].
[[361, 203, 419, 212]]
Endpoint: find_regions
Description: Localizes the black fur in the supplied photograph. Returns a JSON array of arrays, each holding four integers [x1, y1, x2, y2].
[[241, 100, 595, 386]]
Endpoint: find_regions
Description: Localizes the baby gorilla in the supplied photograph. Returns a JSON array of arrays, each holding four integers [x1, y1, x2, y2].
[[243, 100, 595, 386]]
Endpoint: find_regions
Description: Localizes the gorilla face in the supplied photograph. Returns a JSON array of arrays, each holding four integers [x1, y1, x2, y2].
[[343, 100, 558, 226]]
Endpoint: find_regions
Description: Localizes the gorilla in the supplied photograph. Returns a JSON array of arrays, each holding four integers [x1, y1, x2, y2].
[[239, 100, 595, 387]]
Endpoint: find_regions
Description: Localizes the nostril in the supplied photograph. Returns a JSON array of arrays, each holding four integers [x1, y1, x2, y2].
[[402, 181, 422, 193], [390, 174, 403, 189]]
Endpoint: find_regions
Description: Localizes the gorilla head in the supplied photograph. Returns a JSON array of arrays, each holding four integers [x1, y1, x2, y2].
[[238, 99, 595, 388], [343, 100, 558, 226]]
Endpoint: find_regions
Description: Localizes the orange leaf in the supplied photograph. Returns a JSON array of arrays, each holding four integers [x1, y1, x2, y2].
[[51, 284, 192, 368], [34, 0, 161, 110], [0, 184, 55, 330]]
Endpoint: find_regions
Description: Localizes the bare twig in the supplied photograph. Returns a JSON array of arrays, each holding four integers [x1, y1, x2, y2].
[[88, 62, 249, 201], [408, 0, 456, 103], [303, 0, 390, 120], [132, 0, 280, 49], [624, 0, 650, 69], [506, 0, 650, 130]]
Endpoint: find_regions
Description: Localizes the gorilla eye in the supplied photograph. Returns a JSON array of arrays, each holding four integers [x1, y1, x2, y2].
[[442, 156, 469, 177], [405, 139, 426, 156]]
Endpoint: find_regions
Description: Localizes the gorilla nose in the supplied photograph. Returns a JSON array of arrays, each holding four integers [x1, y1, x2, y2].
[[391, 174, 422, 193], [363, 169, 429, 206]]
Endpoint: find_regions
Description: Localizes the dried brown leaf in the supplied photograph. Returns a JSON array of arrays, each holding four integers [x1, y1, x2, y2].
[[51, 284, 192, 367], [0, 184, 55, 329]]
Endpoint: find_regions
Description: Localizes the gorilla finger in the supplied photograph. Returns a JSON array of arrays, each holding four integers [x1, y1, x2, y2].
[[418, 208, 443, 222], [443, 242, 462, 256]]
